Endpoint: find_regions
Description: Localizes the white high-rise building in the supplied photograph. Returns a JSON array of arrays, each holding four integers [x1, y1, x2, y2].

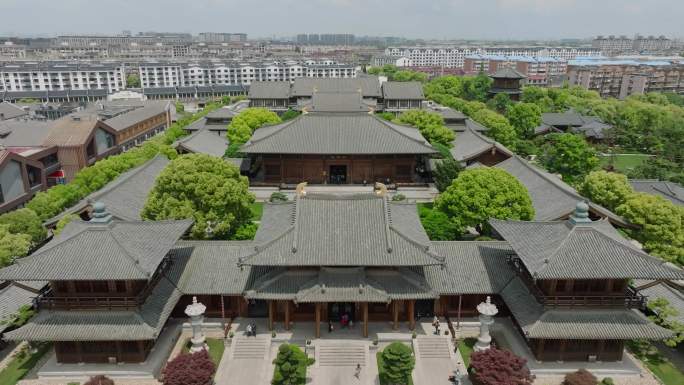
[[0, 61, 125, 92]]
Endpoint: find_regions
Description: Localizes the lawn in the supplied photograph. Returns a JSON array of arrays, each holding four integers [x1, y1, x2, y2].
[[0, 342, 52, 385], [627, 340, 684, 385], [377, 351, 414, 385], [599, 153, 651, 173], [457, 338, 476, 368], [182, 338, 226, 367], [250, 202, 264, 221]]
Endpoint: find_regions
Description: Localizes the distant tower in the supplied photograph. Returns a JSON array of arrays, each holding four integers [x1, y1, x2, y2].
[[488, 67, 527, 101]]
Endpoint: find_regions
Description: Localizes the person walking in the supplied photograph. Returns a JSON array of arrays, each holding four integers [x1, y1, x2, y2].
[[354, 363, 362, 379], [432, 316, 440, 335]]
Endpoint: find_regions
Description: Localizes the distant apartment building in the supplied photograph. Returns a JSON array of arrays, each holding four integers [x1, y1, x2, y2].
[[297, 34, 355, 46], [197, 33, 248, 43], [385, 46, 601, 68], [464, 55, 567, 87], [55, 33, 193, 47], [593, 35, 672, 55], [568, 57, 684, 99], [0, 61, 125, 93], [138, 60, 357, 87]]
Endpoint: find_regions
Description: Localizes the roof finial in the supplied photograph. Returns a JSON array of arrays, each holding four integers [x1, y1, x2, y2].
[[569, 200, 592, 225], [90, 201, 113, 224]]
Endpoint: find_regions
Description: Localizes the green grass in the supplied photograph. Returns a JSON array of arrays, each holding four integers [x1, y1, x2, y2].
[[182, 338, 226, 367], [599, 153, 651, 173], [377, 351, 414, 385], [627, 340, 684, 385], [458, 338, 476, 368], [250, 203, 264, 221], [0, 343, 52, 385]]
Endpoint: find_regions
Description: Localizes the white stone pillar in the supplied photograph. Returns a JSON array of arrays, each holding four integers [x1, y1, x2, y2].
[[474, 296, 498, 352], [185, 296, 208, 353]]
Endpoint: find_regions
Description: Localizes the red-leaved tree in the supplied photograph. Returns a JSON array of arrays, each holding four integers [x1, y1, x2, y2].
[[564, 369, 598, 385], [84, 375, 115, 385], [469, 348, 533, 385], [163, 350, 216, 385]]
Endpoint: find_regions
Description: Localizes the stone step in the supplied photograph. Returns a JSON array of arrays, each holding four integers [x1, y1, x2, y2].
[[232, 337, 270, 360], [415, 337, 451, 359], [317, 344, 367, 367]]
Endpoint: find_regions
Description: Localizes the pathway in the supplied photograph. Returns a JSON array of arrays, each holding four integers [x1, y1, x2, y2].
[[215, 336, 272, 385], [412, 336, 468, 385], [310, 340, 373, 385]]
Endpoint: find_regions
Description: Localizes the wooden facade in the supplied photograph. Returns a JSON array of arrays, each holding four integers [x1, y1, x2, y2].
[[530, 339, 624, 362], [115, 110, 170, 151], [258, 154, 421, 184], [55, 340, 154, 364], [0, 151, 46, 214]]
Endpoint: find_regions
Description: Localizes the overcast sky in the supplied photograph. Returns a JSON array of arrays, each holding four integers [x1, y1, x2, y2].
[[2, 0, 682, 40]]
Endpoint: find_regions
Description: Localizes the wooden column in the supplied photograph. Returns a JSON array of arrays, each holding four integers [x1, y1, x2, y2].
[[220, 295, 226, 321], [284, 300, 291, 331], [268, 300, 274, 331], [456, 295, 463, 330], [408, 300, 415, 330], [315, 303, 321, 338], [392, 301, 400, 330], [362, 302, 369, 338]]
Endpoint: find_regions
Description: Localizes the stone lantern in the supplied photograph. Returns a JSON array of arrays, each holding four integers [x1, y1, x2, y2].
[[474, 296, 498, 352], [185, 296, 208, 353]]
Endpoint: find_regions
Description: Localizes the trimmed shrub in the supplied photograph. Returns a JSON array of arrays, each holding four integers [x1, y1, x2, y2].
[[84, 375, 115, 385], [469, 348, 532, 385], [269, 192, 289, 203], [564, 369, 598, 385], [163, 350, 215, 385], [380, 342, 415, 385], [272, 343, 314, 385], [391, 194, 407, 202]]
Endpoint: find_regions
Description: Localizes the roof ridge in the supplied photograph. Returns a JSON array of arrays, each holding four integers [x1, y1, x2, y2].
[[239, 227, 294, 266], [382, 196, 393, 253], [389, 224, 445, 264], [109, 228, 152, 278], [241, 117, 298, 147], [86, 155, 168, 201]]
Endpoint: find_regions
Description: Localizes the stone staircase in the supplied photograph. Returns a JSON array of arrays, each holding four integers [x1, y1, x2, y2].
[[230, 337, 270, 360], [414, 336, 451, 359], [316, 343, 368, 367]]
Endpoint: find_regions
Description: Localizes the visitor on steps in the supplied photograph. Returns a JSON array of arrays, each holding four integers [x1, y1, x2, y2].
[[354, 363, 361, 379], [246, 324, 253, 337]]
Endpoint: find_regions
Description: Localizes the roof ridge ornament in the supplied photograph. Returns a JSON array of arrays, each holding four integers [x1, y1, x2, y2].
[[295, 182, 307, 197], [374, 182, 387, 197], [569, 200, 592, 225], [89, 201, 112, 224]]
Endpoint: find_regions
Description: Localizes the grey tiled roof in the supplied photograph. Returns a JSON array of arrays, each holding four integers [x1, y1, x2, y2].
[[426, 242, 515, 294], [292, 77, 382, 98], [0, 120, 53, 148], [103, 102, 169, 131], [5, 250, 188, 341], [248, 81, 291, 99], [173, 240, 257, 295], [0, 282, 43, 330], [573, 119, 611, 139], [449, 123, 512, 162], [245, 267, 436, 302], [240, 194, 445, 267], [495, 156, 628, 225], [240, 113, 436, 155], [175, 129, 229, 157], [0, 219, 192, 281], [381, 82, 425, 100], [542, 110, 586, 127], [45, 155, 170, 226], [0, 102, 28, 121], [490, 218, 684, 280], [501, 277, 672, 340], [301, 92, 372, 113], [490, 67, 527, 79], [630, 179, 684, 206], [635, 280, 684, 324]]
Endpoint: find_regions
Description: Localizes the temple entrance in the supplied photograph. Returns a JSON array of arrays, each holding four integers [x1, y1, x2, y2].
[[247, 299, 268, 317], [328, 302, 355, 322], [415, 299, 434, 319], [329, 165, 347, 184]]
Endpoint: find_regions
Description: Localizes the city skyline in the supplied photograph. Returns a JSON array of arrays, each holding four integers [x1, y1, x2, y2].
[[1, 0, 683, 40]]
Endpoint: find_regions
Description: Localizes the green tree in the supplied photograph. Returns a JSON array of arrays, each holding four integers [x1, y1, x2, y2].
[[54, 214, 80, 236], [487, 93, 512, 113], [418, 206, 463, 240], [227, 108, 282, 144], [647, 297, 684, 347], [0, 208, 47, 245], [628, 157, 684, 185], [142, 154, 255, 240], [578, 171, 634, 211], [396, 110, 455, 147], [380, 342, 415, 385], [376, 112, 395, 121], [471, 109, 518, 149], [616, 193, 684, 264], [281, 109, 301, 121], [126, 73, 140, 88], [1, 305, 36, 328], [272, 343, 314, 385], [0, 224, 31, 267], [391, 70, 427, 82], [461, 73, 493, 102], [433, 158, 463, 192], [506, 102, 542, 139], [175, 101, 184, 114], [539, 133, 599, 183], [435, 168, 534, 234]]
